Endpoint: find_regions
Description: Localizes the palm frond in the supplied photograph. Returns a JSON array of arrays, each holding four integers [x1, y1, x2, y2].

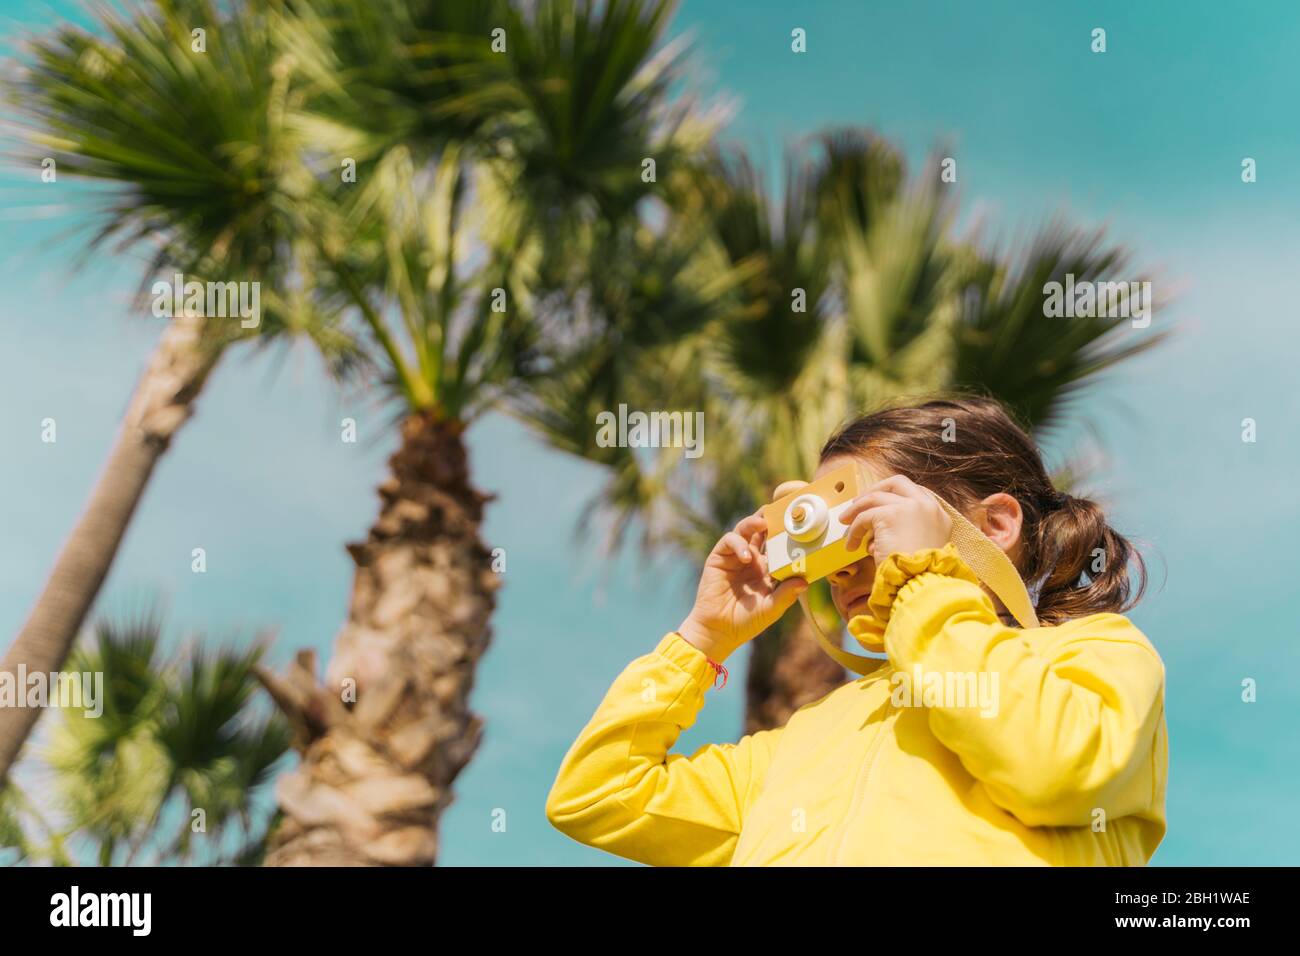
[[953, 221, 1169, 431], [10, 2, 296, 289], [496, 0, 692, 224], [278, 0, 514, 161]]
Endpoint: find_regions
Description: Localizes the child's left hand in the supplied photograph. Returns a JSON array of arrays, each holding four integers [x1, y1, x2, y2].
[[839, 475, 953, 563]]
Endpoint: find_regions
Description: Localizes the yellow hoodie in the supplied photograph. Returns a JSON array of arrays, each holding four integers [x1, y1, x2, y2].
[[546, 544, 1168, 866]]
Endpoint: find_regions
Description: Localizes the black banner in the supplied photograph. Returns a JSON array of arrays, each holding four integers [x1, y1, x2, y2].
[[2, 865, 1276, 941]]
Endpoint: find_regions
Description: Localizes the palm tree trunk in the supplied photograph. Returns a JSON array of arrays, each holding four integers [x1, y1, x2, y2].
[[0, 314, 216, 784], [744, 614, 846, 734], [259, 411, 497, 866]]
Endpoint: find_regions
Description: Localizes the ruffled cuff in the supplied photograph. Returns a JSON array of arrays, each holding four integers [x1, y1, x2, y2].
[[866, 543, 981, 623]]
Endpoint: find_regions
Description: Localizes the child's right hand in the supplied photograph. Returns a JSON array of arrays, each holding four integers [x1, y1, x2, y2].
[[676, 510, 810, 664]]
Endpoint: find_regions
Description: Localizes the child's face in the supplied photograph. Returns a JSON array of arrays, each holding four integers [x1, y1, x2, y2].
[[812, 455, 885, 623]]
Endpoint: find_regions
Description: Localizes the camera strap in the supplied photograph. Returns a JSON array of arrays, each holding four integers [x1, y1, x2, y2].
[[933, 495, 1040, 629], [797, 592, 887, 676]]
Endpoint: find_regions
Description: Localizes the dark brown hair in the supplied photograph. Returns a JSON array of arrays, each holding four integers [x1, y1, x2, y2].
[[819, 395, 1146, 624]]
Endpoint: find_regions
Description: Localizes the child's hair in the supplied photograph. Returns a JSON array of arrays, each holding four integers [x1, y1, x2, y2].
[[819, 395, 1146, 624]]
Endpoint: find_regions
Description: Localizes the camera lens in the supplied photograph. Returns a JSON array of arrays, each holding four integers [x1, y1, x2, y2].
[[785, 493, 829, 541]]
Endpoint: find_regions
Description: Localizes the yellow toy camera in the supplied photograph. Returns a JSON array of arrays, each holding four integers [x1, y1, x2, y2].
[[760, 462, 866, 584]]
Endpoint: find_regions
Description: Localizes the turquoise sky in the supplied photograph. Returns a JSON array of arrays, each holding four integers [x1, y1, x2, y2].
[[2, 0, 1297, 866]]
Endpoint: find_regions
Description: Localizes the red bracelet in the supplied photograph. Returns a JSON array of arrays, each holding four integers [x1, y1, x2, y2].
[[706, 659, 728, 689]]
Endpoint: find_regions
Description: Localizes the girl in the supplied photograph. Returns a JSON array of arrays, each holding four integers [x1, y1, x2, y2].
[[546, 397, 1168, 866]]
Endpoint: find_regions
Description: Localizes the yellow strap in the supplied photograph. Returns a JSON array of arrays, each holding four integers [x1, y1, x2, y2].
[[934, 498, 1039, 629], [797, 593, 887, 676]]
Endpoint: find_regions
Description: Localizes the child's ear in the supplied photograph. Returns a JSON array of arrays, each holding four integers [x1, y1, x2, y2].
[[976, 492, 1024, 554]]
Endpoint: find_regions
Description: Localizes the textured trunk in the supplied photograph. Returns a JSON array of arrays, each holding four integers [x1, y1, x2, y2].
[[0, 315, 215, 784], [260, 412, 497, 866], [744, 613, 847, 735]]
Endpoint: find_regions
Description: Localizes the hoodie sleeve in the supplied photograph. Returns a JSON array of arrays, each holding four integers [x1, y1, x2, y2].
[[545, 632, 781, 866], [869, 544, 1166, 829]]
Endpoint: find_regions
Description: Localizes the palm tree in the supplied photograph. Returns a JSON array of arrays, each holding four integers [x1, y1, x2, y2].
[[253, 0, 715, 865], [0, 0, 347, 784], [523, 129, 1167, 732], [1, 611, 290, 866]]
